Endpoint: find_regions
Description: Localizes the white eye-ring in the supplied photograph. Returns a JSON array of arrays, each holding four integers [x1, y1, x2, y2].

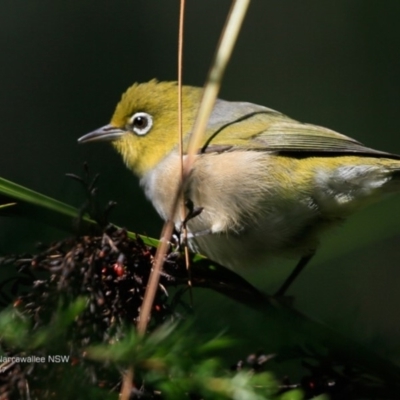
[[129, 112, 153, 136]]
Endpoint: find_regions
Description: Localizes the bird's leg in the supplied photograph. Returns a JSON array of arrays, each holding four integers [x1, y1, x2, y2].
[[274, 252, 315, 297], [181, 198, 209, 238], [183, 199, 204, 227], [182, 199, 212, 239], [172, 198, 206, 249]]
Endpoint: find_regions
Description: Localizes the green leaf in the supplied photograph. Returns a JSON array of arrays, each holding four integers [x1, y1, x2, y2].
[[32, 297, 88, 348], [279, 389, 305, 400], [0, 176, 159, 247], [0, 308, 30, 347], [0, 176, 94, 233], [0, 202, 16, 210]]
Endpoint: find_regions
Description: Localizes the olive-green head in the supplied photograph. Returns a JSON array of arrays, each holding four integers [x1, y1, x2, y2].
[[78, 80, 202, 177]]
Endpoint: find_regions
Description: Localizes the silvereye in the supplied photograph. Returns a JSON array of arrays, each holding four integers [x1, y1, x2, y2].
[[78, 80, 400, 295]]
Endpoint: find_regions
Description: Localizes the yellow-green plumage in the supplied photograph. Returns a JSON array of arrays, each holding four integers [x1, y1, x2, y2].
[[111, 80, 201, 176], [79, 80, 400, 273]]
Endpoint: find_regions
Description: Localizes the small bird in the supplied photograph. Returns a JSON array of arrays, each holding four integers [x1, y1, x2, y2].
[[79, 80, 400, 295]]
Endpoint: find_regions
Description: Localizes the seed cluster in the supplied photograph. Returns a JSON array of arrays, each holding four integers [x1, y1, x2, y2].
[[0, 226, 184, 398], [18, 227, 178, 331]]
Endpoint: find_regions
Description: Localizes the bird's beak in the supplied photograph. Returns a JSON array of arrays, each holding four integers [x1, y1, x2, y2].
[[78, 124, 126, 144]]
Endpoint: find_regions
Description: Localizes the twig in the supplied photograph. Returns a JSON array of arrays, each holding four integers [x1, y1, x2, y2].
[[136, 0, 251, 335]]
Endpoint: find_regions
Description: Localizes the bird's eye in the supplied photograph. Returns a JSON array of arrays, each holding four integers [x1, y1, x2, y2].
[[128, 112, 153, 136]]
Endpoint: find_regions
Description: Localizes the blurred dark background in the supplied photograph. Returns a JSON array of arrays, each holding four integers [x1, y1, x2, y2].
[[1, 0, 400, 369]]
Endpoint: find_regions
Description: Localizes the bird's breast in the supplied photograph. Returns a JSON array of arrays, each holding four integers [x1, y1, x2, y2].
[[140, 151, 326, 268]]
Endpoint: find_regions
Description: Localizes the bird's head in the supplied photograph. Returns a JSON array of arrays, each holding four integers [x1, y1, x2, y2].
[[79, 80, 202, 177]]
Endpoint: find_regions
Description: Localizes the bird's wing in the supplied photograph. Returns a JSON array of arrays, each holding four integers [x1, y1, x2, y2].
[[201, 99, 399, 159]]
